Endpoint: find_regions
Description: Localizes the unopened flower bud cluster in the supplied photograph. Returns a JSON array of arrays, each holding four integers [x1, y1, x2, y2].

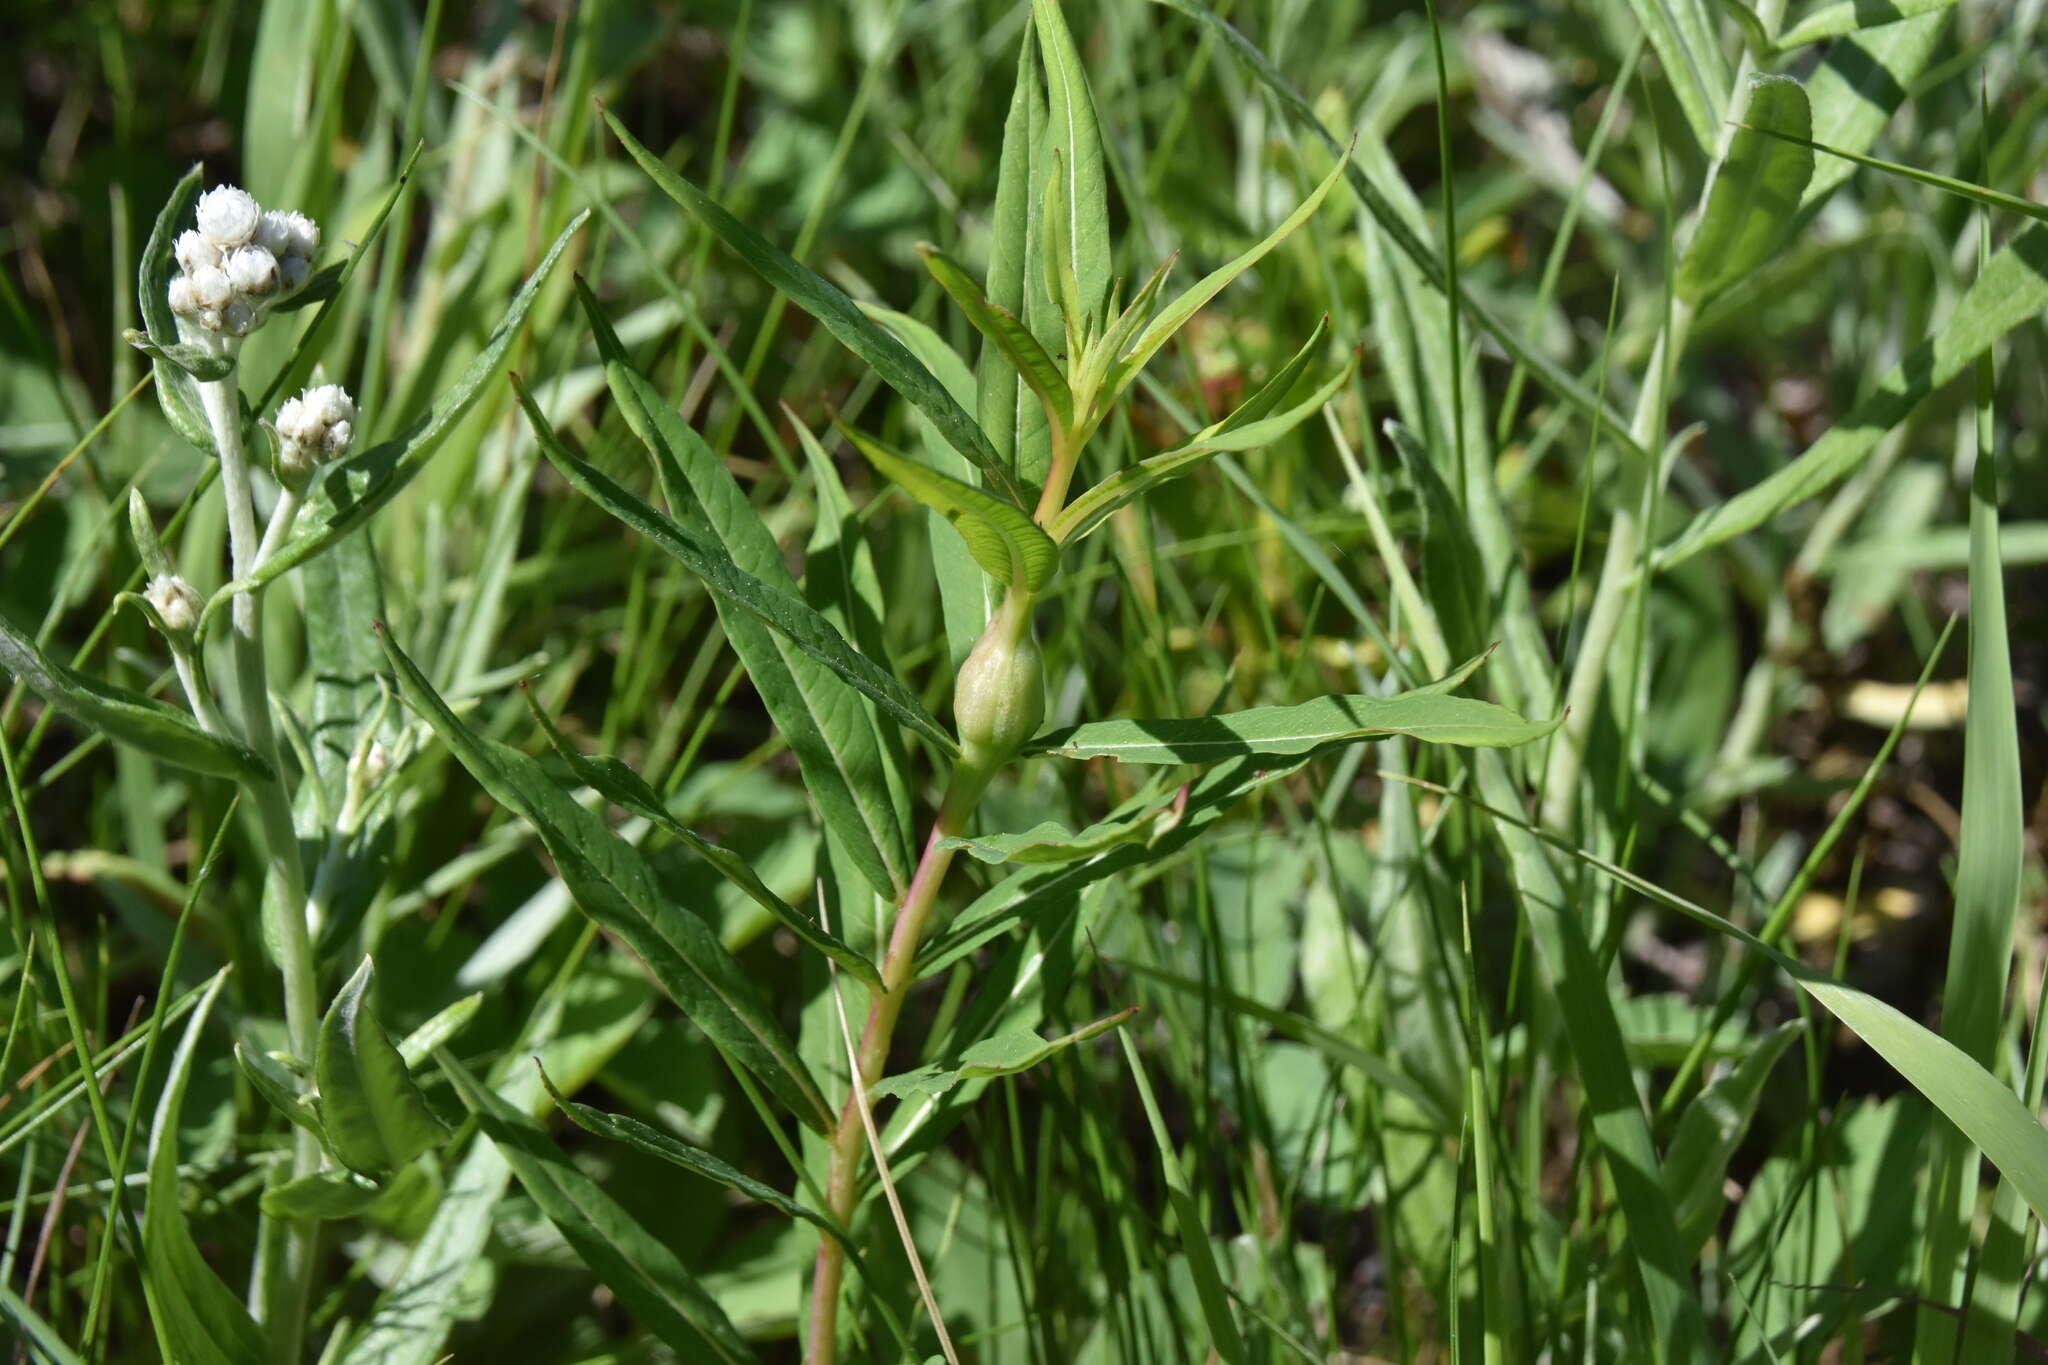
[[166, 186, 319, 339], [272, 384, 357, 482]]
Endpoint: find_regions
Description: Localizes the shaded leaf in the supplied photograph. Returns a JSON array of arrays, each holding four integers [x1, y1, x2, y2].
[[919, 243, 1072, 428], [259, 1170, 383, 1221], [122, 329, 233, 382], [1666, 1020, 1801, 1254], [136, 167, 215, 456], [439, 1053, 758, 1364], [0, 609, 272, 783]]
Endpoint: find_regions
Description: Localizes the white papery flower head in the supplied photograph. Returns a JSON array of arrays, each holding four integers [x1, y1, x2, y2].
[[170, 187, 321, 340], [274, 384, 358, 481], [146, 575, 202, 634], [195, 186, 260, 248]]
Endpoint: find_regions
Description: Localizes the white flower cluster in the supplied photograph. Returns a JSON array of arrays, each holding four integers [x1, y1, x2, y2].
[[146, 575, 202, 634], [273, 384, 357, 482], [166, 186, 320, 339]]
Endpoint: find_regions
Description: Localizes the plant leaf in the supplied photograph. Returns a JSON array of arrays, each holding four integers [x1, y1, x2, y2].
[[941, 793, 1186, 865], [536, 1064, 851, 1245], [1034, 691, 1555, 765], [1666, 1020, 1801, 1255], [143, 971, 269, 1365], [1743, 121, 2048, 225], [379, 627, 835, 1133], [522, 690, 882, 988], [316, 957, 451, 1176], [0, 609, 272, 783], [863, 304, 1001, 669], [1050, 353, 1351, 544], [1031, 0, 1112, 332], [1105, 144, 1350, 401], [601, 108, 1023, 507], [843, 427, 1059, 592], [1659, 223, 2048, 570], [438, 1053, 759, 1364], [516, 377, 952, 757], [1800, 13, 1947, 211], [871, 1008, 1139, 1101], [1622, 0, 1731, 153], [1774, 0, 1956, 48], [259, 1169, 383, 1221], [122, 329, 234, 382], [1676, 75, 1815, 303], [220, 209, 588, 597], [136, 166, 215, 456], [235, 1042, 329, 1146], [980, 25, 1056, 491], [919, 243, 1073, 429]]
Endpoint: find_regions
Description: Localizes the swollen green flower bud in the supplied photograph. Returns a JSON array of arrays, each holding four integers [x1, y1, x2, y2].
[[953, 606, 1045, 765]]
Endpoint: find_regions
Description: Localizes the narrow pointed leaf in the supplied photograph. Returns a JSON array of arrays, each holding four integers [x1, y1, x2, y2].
[[523, 691, 882, 988], [137, 166, 215, 456], [844, 428, 1059, 592], [574, 284, 922, 896], [537, 1065, 851, 1245], [602, 108, 1022, 506], [1034, 691, 1556, 765], [514, 377, 953, 756], [980, 28, 1056, 490], [0, 609, 272, 783], [316, 957, 451, 1177], [1110, 144, 1350, 393], [1050, 357, 1352, 544], [144, 971, 269, 1365], [1032, 0, 1112, 328], [1623, 0, 1730, 153], [235, 1042, 329, 1146], [1743, 121, 2048, 225], [379, 627, 835, 1133], [1666, 1020, 1801, 1254], [941, 793, 1185, 865], [395, 993, 483, 1070], [1676, 76, 1814, 302], [872, 1009, 1139, 1102], [919, 243, 1073, 428], [439, 1053, 758, 1364], [1774, 0, 1956, 47], [259, 1170, 383, 1221], [122, 330, 233, 382]]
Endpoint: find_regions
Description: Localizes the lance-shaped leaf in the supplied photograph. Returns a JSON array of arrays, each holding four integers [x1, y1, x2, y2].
[[379, 627, 834, 1133], [235, 1042, 329, 1147], [396, 993, 483, 1068], [537, 1065, 853, 1248], [315, 957, 450, 1176], [602, 108, 1023, 507], [137, 166, 215, 456], [919, 243, 1073, 429], [1034, 691, 1557, 765], [573, 283, 920, 898], [144, 972, 269, 1365], [1666, 1020, 1801, 1255], [439, 1054, 758, 1364], [1773, 0, 1956, 48], [259, 1169, 383, 1221], [1623, 0, 1729, 154], [216, 210, 588, 599], [122, 330, 234, 382], [1101, 143, 1350, 403], [1032, 0, 1112, 331], [844, 427, 1060, 593], [1676, 75, 1814, 303], [522, 688, 883, 988], [942, 789, 1186, 865], [127, 490, 173, 578], [1050, 351, 1352, 544], [1660, 221, 2048, 570], [0, 609, 272, 783], [980, 27, 1056, 490], [871, 1008, 1140, 1101], [514, 377, 952, 756]]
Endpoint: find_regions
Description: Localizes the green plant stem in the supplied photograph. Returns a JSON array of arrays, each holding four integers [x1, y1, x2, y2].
[[198, 371, 322, 1361], [806, 757, 997, 1363], [1537, 299, 1691, 832]]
